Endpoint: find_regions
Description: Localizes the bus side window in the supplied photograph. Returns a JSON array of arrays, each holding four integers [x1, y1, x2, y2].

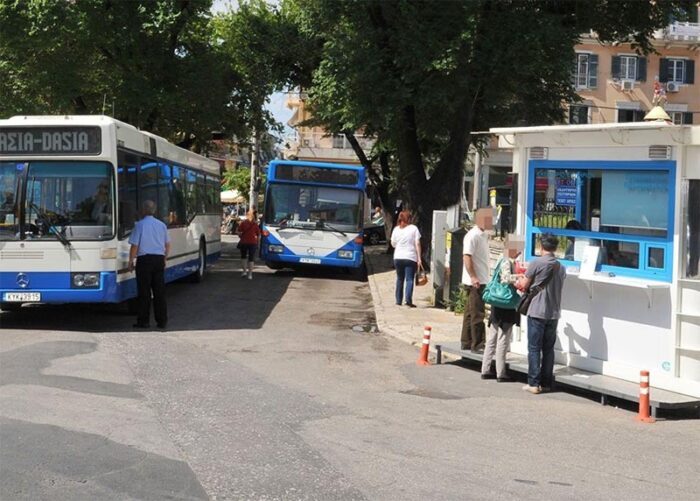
[[169, 165, 187, 226], [139, 157, 159, 219], [118, 151, 139, 238], [157, 162, 171, 224], [185, 169, 197, 220]]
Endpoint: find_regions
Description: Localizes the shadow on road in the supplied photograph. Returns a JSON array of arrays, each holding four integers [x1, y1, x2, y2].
[[0, 243, 294, 333]]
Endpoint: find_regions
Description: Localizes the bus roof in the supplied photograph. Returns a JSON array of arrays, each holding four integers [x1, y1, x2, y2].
[[267, 159, 364, 171], [1, 115, 219, 175]]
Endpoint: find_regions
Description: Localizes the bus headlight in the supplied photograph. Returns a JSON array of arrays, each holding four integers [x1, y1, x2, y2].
[[268, 244, 284, 254], [72, 272, 100, 288], [338, 250, 354, 259]]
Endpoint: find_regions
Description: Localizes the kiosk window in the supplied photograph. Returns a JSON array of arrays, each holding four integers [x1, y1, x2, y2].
[[648, 247, 664, 269], [528, 160, 674, 281]]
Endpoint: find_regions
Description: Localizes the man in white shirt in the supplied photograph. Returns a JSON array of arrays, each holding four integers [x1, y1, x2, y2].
[[460, 208, 492, 351]]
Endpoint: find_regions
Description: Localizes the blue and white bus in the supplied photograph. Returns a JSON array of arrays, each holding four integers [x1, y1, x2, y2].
[[0, 115, 221, 311], [261, 160, 366, 270]]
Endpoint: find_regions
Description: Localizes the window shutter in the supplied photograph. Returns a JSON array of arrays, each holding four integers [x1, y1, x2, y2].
[[686, 60, 695, 84], [611, 56, 621, 79], [637, 57, 647, 82], [683, 112, 694, 125], [588, 54, 598, 88], [659, 58, 669, 83]]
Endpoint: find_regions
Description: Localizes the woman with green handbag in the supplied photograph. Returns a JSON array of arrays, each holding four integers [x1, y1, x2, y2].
[[481, 238, 523, 382]]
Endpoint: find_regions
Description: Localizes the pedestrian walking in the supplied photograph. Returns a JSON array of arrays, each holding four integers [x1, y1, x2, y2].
[[128, 200, 170, 329], [460, 208, 492, 352], [481, 237, 522, 382], [237, 208, 261, 280], [516, 233, 567, 394], [390, 210, 422, 307]]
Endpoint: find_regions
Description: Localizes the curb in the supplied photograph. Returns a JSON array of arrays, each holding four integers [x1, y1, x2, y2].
[[364, 253, 452, 359], [364, 253, 414, 345]]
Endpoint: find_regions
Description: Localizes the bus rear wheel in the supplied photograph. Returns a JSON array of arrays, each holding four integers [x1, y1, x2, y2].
[[190, 241, 206, 283]]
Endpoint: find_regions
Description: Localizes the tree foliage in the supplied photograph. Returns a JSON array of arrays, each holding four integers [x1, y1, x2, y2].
[[221, 167, 266, 200], [283, 0, 692, 246], [213, 0, 319, 135], [0, 0, 243, 149]]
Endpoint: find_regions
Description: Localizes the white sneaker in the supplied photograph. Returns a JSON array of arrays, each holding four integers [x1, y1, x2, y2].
[[522, 384, 542, 394], [241, 271, 247, 277], [247, 271, 252, 280]]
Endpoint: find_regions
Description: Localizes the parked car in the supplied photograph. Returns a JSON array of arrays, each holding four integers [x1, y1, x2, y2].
[[363, 217, 386, 245]]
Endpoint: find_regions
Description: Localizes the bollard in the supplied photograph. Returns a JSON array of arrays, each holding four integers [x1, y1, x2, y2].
[[417, 326, 431, 366], [636, 370, 656, 423]]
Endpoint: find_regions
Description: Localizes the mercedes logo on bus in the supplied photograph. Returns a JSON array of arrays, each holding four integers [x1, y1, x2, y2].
[[307, 248, 315, 256], [16, 273, 29, 289]]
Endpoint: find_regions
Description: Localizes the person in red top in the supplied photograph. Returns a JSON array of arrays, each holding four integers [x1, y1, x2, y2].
[[236, 208, 261, 280]]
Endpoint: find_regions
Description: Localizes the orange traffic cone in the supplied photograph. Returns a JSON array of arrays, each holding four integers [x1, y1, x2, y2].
[[417, 326, 431, 366], [636, 370, 656, 423]]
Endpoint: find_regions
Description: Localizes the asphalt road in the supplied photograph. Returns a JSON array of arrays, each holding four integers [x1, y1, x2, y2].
[[1, 236, 699, 500]]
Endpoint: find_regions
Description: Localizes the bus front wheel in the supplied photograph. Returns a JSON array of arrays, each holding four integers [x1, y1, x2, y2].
[[0, 302, 23, 312]]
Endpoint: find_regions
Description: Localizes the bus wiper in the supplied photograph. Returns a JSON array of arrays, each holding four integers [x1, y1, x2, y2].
[[316, 220, 347, 236], [29, 202, 72, 248]]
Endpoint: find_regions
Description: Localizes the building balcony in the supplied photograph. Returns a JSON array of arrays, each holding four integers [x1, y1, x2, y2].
[[283, 131, 375, 163], [655, 22, 700, 43], [285, 91, 309, 109]]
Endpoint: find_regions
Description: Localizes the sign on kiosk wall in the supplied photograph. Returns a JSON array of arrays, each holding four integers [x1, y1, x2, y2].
[[600, 170, 669, 230]]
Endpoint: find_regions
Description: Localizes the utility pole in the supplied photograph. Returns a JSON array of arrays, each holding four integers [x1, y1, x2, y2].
[[249, 129, 260, 211]]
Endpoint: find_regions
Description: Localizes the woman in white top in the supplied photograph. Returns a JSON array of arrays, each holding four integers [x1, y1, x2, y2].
[[390, 210, 422, 307]]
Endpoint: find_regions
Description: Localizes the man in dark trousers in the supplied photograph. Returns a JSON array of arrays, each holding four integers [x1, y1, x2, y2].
[[517, 233, 566, 394], [128, 200, 170, 329]]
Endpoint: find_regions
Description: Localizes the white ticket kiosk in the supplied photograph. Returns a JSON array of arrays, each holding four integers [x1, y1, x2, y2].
[[491, 122, 700, 398]]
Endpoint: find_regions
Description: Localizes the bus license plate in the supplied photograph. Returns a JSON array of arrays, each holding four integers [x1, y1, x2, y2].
[[3, 292, 41, 302], [299, 258, 321, 264]]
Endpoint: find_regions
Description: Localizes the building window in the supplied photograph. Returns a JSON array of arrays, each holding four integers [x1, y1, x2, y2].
[[569, 104, 589, 124], [612, 55, 647, 82], [332, 134, 345, 149], [617, 108, 645, 123], [620, 56, 637, 80], [660, 58, 695, 84], [670, 111, 694, 125], [573, 53, 598, 89], [670, 59, 684, 82], [527, 160, 675, 281]]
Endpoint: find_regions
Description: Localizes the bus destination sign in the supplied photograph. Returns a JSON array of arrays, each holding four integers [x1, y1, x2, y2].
[[0, 127, 101, 156], [276, 164, 359, 186]]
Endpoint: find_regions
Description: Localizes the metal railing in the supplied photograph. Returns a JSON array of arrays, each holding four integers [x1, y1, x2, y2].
[[289, 131, 375, 151], [658, 22, 700, 40]]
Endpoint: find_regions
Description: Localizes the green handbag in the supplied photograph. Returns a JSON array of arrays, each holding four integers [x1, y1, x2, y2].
[[482, 257, 520, 310]]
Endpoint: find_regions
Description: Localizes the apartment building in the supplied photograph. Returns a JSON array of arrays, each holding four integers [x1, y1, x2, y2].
[[282, 91, 374, 165], [570, 13, 700, 125], [475, 9, 700, 212]]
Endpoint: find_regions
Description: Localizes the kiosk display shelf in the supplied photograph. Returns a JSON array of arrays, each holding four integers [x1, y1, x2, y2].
[[567, 270, 670, 307]]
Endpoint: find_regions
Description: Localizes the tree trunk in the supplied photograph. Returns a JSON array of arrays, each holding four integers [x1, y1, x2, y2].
[[344, 132, 396, 250], [393, 99, 476, 268]]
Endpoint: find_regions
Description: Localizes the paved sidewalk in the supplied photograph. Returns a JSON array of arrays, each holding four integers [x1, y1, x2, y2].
[[364, 247, 463, 355]]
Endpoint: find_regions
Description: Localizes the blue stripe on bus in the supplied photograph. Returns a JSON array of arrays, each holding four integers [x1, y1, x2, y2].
[[0, 252, 220, 304], [261, 231, 363, 268]]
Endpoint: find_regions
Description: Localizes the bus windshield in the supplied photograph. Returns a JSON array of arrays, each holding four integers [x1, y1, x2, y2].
[[0, 161, 114, 241], [265, 183, 363, 231]]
